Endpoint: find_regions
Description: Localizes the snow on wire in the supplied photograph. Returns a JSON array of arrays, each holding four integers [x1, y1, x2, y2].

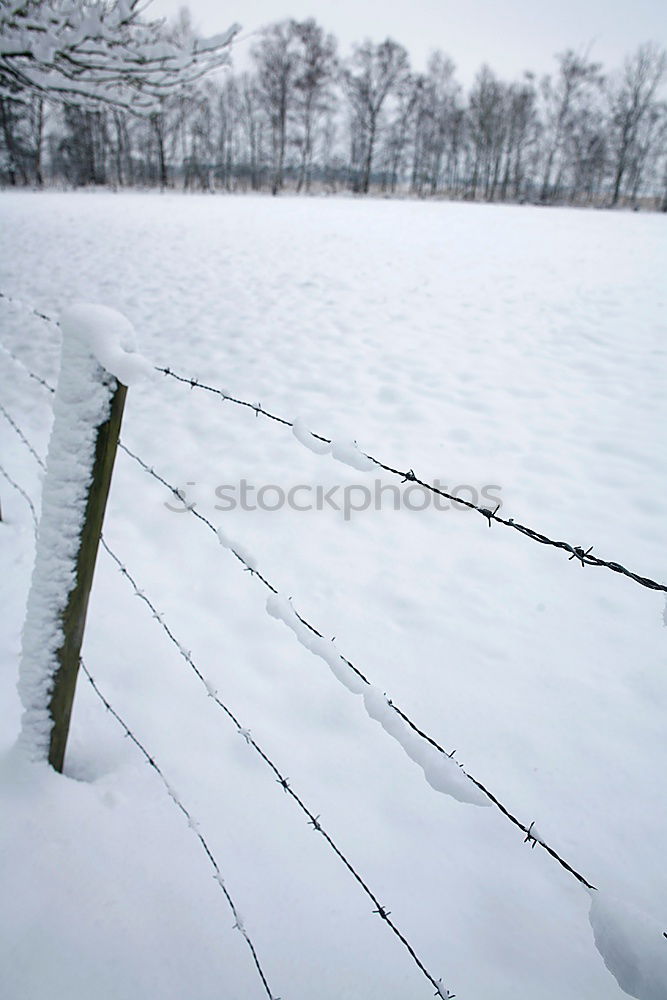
[[99, 535, 455, 1000], [156, 365, 667, 596], [118, 441, 596, 893]]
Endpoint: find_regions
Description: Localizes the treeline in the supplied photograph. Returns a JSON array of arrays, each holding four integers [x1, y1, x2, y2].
[[1, 10, 666, 208]]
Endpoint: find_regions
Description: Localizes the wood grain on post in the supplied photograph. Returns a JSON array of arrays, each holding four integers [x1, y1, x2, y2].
[[47, 381, 127, 772]]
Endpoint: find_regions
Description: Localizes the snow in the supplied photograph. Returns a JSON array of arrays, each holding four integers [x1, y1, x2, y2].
[[17, 317, 116, 760], [60, 304, 152, 386], [267, 592, 489, 804], [588, 891, 667, 999], [217, 524, 258, 572], [196, 24, 242, 53], [331, 438, 377, 471], [17, 303, 149, 762], [266, 593, 366, 694], [292, 416, 331, 454], [1, 192, 666, 1000]]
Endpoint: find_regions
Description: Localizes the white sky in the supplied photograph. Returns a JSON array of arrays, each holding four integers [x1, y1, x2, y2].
[[148, 0, 666, 85]]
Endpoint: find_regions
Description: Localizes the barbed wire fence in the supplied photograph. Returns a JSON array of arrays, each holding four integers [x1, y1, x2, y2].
[[0, 478, 281, 1000], [0, 316, 457, 998], [2, 289, 665, 994], [155, 366, 667, 595], [0, 374, 285, 999], [0, 375, 596, 897], [0, 291, 638, 890], [98, 536, 455, 998], [2, 288, 664, 592], [0, 376, 595, 976], [119, 441, 597, 892]]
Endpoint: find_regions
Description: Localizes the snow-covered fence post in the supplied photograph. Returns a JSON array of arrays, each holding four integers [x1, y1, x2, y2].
[[46, 380, 126, 772], [17, 305, 151, 773]]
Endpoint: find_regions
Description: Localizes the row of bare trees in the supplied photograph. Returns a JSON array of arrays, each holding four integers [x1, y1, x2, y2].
[[2, 11, 666, 208]]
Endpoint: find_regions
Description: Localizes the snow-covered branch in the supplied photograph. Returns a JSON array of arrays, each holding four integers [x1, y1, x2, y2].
[[0, 0, 240, 111]]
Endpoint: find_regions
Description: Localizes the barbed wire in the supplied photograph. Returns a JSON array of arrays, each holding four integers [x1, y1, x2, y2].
[[0, 319, 626, 891], [2, 288, 662, 594], [0, 461, 39, 532], [0, 400, 47, 470], [155, 366, 666, 595], [118, 441, 596, 894], [0, 339, 56, 394], [1, 400, 457, 993], [99, 535, 455, 999], [0, 393, 277, 995], [78, 658, 278, 1000], [0, 289, 59, 328]]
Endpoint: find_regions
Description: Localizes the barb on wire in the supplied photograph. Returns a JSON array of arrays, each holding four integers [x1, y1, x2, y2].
[[78, 659, 277, 1000], [99, 533, 454, 999], [0, 290, 59, 328], [0, 461, 39, 532], [0, 401, 46, 471], [118, 442, 596, 893], [0, 340, 56, 394], [156, 366, 666, 595]]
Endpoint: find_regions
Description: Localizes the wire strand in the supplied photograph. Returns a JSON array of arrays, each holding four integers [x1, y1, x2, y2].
[[0, 400, 47, 470], [99, 534, 455, 998], [156, 365, 666, 595], [0, 461, 39, 532], [118, 441, 596, 893], [78, 659, 278, 1000], [0, 339, 55, 393]]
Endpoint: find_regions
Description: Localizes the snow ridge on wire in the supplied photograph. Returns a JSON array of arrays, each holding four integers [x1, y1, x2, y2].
[[156, 365, 666, 595], [119, 441, 596, 893], [78, 657, 278, 1000], [99, 534, 455, 1000]]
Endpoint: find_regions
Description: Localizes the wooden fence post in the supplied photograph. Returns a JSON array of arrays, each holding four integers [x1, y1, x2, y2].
[[47, 382, 127, 772], [17, 304, 144, 773]]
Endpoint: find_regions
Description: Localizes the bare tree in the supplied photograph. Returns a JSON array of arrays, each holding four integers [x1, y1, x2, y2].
[[467, 65, 507, 200], [291, 19, 337, 193], [413, 52, 463, 196], [342, 38, 410, 193], [0, 93, 43, 184], [499, 76, 539, 201], [381, 73, 422, 192], [538, 50, 603, 203], [608, 43, 666, 205], [252, 21, 300, 195]]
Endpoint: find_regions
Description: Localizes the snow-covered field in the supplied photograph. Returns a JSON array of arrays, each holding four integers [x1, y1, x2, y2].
[[1, 191, 666, 1000]]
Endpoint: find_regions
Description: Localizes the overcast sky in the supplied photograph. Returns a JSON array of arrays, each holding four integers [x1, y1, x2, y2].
[[149, 0, 666, 84]]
